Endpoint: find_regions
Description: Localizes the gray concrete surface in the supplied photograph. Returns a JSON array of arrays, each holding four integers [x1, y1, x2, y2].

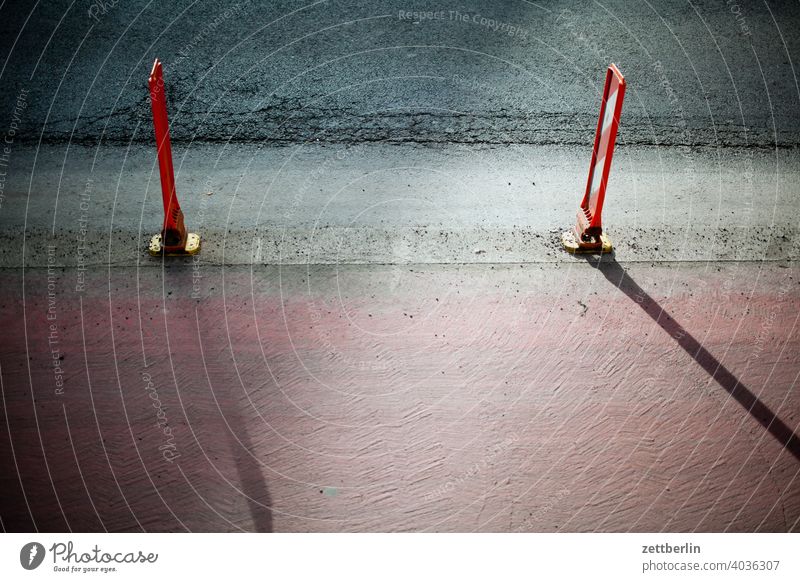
[[1, 143, 797, 267]]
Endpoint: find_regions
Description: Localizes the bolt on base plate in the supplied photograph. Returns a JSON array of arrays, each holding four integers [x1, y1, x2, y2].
[[561, 230, 612, 254], [148, 232, 201, 257]]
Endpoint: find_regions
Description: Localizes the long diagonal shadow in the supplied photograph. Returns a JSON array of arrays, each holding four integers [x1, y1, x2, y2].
[[585, 257, 800, 461]]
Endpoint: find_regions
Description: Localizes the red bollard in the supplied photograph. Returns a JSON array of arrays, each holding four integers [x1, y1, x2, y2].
[[562, 64, 626, 254], [147, 58, 200, 256]]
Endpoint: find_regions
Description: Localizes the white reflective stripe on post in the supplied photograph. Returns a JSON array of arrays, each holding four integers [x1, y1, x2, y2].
[[589, 89, 618, 197], [601, 89, 618, 133], [590, 153, 605, 196]]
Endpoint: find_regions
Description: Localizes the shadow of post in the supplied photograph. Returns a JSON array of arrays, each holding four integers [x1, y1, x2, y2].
[[203, 314, 274, 532], [167, 263, 274, 532], [222, 403, 274, 533], [584, 256, 800, 461]]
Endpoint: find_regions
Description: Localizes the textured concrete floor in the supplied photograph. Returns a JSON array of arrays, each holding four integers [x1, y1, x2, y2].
[[1, 261, 798, 532]]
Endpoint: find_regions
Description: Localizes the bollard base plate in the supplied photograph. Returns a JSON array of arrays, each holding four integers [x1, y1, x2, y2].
[[149, 232, 201, 257], [561, 231, 612, 254]]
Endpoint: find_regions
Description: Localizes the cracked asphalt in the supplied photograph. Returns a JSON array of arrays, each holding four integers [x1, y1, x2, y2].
[[1, 0, 798, 147]]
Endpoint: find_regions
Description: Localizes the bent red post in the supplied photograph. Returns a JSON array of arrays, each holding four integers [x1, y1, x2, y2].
[[562, 64, 626, 254], [148, 58, 200, 256]]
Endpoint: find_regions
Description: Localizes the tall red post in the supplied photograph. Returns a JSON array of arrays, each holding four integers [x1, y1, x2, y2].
[[562, 64, 626, 254], [148, 58, 200, 256]]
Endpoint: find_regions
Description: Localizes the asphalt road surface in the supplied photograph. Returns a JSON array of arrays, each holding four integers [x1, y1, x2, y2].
[[0, 0, 798, 533], [1, 0, 798, 146]]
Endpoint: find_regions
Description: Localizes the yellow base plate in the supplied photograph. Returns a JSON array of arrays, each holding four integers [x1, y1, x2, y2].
[[561, 231, 612, 254], [148, 233, 201, 257]]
